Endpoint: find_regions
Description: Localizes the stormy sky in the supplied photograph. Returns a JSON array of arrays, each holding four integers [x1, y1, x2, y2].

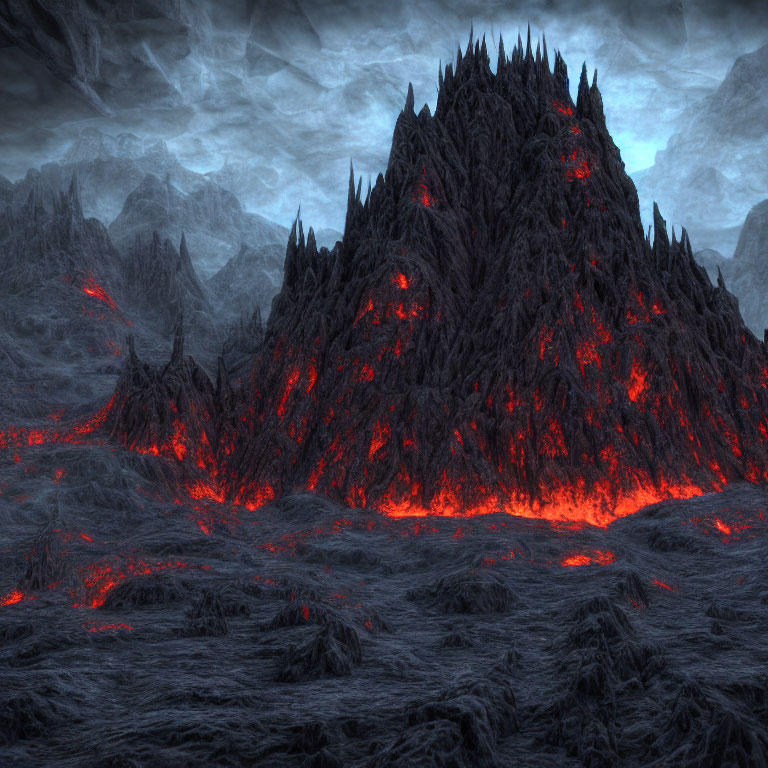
[[1, 0, 767, 236]]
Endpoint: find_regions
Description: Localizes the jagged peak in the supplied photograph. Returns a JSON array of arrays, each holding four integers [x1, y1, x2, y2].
[[652, 202, 670, 257], [577, 62, 591, 116], [170, 314, 184, 366], [56, 170, 84, 220], [405, 81, 415, 114], [717, 265, 726, 290], [127, 334, 138, 366], [306, 225, 317, 257], [215, 355, 232, 402], [179, 231, 189, 259], [347, 161, 356, 207], [525, 23, 533, 62]]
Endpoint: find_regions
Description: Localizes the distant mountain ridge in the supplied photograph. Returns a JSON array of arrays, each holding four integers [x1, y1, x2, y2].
[[634, 43, 768, 258], [109, 172, 288, 278]]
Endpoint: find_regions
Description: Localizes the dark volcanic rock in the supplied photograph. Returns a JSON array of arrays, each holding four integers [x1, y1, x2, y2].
[[105, 325, 236, 502], [2, 173, 123, 297], [220, 307, 265, 381], [184, 588, 229, 637], [277, 620, 362, 682], [407, 567, 514, 614], [217, 33, 768, 524], [370, 675, 518, 767], [101, 573, 186, 611]]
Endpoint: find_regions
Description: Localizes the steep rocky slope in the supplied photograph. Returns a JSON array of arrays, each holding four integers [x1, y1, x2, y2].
[[108, 32, 768, 528]]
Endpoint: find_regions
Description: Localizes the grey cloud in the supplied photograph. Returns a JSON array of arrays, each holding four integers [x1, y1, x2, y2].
[[0, 0, 766, 237]]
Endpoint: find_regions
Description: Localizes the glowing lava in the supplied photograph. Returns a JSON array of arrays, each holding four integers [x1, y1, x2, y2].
[[81, 275, 118, 311], [0, 589, 24, 606], [561, 550, 616, 567]]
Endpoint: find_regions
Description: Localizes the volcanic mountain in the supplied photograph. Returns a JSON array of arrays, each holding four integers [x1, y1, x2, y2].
[[112, 31, 768, 526]]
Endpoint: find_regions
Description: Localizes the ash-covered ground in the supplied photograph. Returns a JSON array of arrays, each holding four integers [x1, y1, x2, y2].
[[1, 383, 767, 766]]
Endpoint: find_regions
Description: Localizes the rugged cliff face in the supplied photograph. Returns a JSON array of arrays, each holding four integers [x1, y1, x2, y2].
[[110, 32, 768, 525]]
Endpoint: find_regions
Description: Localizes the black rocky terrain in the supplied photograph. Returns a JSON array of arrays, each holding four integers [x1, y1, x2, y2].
[[0, 463, 767, 766], [211, 31, 768, 526], [2, 28, 768, 768]]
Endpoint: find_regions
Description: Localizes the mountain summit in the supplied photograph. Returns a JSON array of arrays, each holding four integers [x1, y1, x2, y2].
[[114, 31, 768, 525]]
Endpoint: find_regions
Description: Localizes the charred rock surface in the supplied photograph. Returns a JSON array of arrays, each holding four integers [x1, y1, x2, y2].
[[220, 307, 265, 381], [0, 451, 767, 766], [223, 32, 768, 525], [105, 326, 238, 503]]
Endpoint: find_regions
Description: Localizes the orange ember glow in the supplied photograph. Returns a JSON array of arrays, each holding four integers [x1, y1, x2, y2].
[[369, 420, 391, 461], [1, 590, 24, 606], [277, 368, 300, 419], [714, 518, 732, 535], [392, 273, 411, 290], [413, 167, 437, 207], [358, 363, 375, 382], [653, 579, 676, 591], [561, 550, 616, 567], [75, 557, 203, 609], [84, 622, 134, 633], [81, 276, 118, 311], [628, 359, 649, 403], [306, 363, 318, 394], [376, 476, 706, 528], [553, 100, 574, 116]]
